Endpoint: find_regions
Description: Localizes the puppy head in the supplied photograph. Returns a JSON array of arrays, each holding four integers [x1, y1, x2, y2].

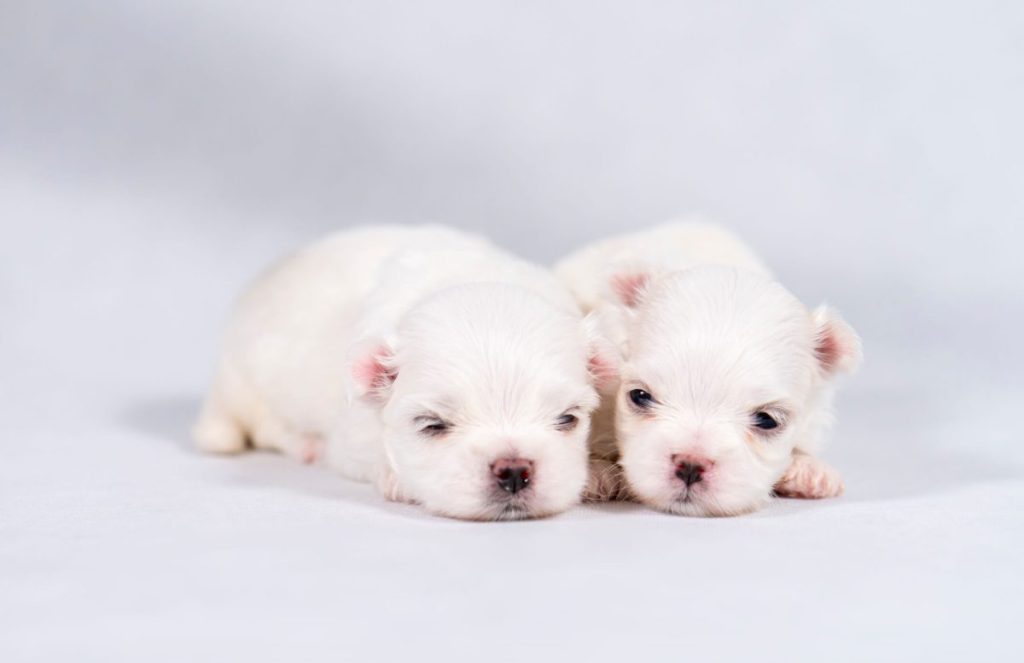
[[352, 283, 615, 521], [611, 266, 860, 516]]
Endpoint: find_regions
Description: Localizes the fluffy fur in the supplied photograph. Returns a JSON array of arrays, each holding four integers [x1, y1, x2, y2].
[[195, 225, 613, 520], [557, 220, 861, 516]]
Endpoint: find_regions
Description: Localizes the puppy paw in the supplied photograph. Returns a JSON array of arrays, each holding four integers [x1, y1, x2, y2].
[[375, 467, 414, 504], [194, 419, 246, 455], [583, 459, 628, 502], [774, 454, 844, 499], [299, 433, 326, 465]]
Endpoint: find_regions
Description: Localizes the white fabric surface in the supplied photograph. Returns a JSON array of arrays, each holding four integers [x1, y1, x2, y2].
[[3, 2, 1023, 661]]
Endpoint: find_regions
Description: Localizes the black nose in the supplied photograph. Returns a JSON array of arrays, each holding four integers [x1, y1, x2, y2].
[[492, 459, 533, 494], [675, 461, 704, 487]]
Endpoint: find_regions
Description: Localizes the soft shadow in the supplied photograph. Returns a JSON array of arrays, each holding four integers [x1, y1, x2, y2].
[[579, 500, 649, 516], [121, 395, 201, 451], [221, 452, 432, 521], [814, 382, 1024, 502], [118, 395, 432, 521], [835, 445, 1024, 504]]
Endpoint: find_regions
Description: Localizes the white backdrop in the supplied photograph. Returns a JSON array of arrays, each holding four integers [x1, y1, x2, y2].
[[2, 2, 1023, 661]]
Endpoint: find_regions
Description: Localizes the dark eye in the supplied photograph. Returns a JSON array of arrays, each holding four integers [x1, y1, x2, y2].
[[752, 411, 779, 430], [417, 417, 450, 437], [555, 413, 579, 432], [629, 389, 655, 409]]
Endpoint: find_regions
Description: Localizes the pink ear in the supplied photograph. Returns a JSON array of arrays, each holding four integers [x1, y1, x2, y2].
[[812, 306, 862, 376], [582, 313, 621, 392], [588, 348, 620, 393], [610, 271, 651, 308], [351, 342, 398, 401]]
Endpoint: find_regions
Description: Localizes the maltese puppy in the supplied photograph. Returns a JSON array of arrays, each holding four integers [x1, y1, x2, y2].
[[556, 220, 861, 516], [196, 225, 615, 520]]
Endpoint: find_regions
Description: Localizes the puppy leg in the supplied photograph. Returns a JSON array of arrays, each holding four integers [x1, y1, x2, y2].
[[774, 452, 844, 499], [194, 390, 246, 454], [304, 434, 326, 464], [583, 458, 629, 502], [249, 416, 328, 465], [291, 432, 326, 465]]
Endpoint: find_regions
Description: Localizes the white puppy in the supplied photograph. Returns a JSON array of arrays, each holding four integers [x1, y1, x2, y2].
[[557, 221, 861, 516], [196, 225, 614, 520]]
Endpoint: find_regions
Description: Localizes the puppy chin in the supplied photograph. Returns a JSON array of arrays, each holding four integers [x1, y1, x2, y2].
[[656, 489, 770, 518], [625, 466, 773, 517], [482, 496, 560, 522], [427, 492, 574, 522]]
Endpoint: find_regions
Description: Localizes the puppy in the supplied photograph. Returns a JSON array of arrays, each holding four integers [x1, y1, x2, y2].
[[556, 221, 861, 516], [196, 225, 614, 520]]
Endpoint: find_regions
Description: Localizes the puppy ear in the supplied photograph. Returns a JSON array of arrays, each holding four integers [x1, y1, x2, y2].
[[350, 338, 399, 403], [609, 269, 652, 309], [582, 312, 621, 393], [811, 306, 862, 377]]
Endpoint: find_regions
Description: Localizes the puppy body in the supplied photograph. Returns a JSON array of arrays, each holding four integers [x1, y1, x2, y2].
[[557, 220, 860, 515], [556, 221, 772, 314], [197, 225, 607, 520]]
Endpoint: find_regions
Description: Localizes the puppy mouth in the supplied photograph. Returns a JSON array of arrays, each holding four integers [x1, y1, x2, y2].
[[494, 501, 533, 521], [656, 483, 716, 516], [673, 482, 702, 502], [662, 490, 718, 517], [487, 490, 539, 521], [671, 488, 701, 508]]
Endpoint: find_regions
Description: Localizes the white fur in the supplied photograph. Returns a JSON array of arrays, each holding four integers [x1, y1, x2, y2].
[[196, 225, 608, 520], [556, 220, 861, 516]]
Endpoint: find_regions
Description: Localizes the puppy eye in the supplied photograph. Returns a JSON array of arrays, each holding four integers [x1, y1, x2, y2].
[[628, 389, 655, 409], [555, 413, 579, 432], [416, 416, 451, 438], [752, 411, 779, 431]]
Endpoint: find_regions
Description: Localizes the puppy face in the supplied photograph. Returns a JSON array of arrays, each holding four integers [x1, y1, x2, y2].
[[612, 266, 860, 516], [353, 283, 613, 520]]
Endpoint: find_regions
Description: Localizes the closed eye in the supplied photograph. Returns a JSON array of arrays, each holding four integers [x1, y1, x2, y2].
[[414, 415, 451, 438]]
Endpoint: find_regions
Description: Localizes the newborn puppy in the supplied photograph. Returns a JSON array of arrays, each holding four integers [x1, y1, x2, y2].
[[196, 226, 613, 520], [557, 221, 861, 516]]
